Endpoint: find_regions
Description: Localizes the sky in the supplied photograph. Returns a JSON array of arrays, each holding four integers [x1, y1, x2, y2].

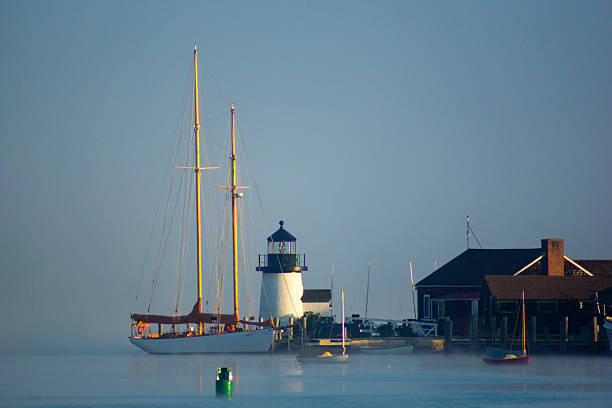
[[1, 1, 611, 354]]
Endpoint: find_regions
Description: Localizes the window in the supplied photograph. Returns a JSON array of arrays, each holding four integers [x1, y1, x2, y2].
[[537, 300, 557, 313], [267, 241, 295, 254], [497, 300, 518, 313], [423, 294, 431, 319]]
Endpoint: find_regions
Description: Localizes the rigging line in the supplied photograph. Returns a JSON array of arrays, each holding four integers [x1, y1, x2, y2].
[[199, 57, 230, 106], [148, 89, 195, 313], [242, 191, 258, 318], [510, 300, 520, 349], [172, 102, 197, 313], [217, 187, 233, 314], [233, 122, 254, 318], [236, 121, 272, 231], [147, 163, 186, 312], [211, 111, 233, 314], [237, 118, 300, 319], [468, 225, 484, 249], [172, 171, 186, 314], [147, 119, 188, 312], [238, 198, 253, 318], [200, 108, 230, 313], [174, 171, 194, 314], [174, 166, 190, 313], [147, 62, 196, 312], [133, 59, 193, 310]]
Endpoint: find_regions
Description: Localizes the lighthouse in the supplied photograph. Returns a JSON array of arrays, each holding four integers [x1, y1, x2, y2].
[[257, 221, 307, 321]]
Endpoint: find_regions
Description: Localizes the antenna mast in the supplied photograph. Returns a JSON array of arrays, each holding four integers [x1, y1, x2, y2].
[[365, 260, 371, 318], [467, 215, 470, 249]]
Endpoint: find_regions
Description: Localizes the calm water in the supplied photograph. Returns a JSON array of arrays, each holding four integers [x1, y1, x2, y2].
[[0, 351, 610, 407]]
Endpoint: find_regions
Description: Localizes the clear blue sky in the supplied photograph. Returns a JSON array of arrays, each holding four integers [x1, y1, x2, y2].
[[1, 1, 611, 353]]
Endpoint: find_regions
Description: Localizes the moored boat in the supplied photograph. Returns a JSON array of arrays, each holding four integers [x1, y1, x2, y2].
[[482, 347, 530, 365], [483, 290, 530, 365], [361, 344, 414, 354], [298, 290, 349, 364], [129, 45, 273, 354]]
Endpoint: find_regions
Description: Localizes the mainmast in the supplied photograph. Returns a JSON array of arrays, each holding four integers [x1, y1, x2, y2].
[[193, 44, 204, 326], [230, 104, 239, 324]]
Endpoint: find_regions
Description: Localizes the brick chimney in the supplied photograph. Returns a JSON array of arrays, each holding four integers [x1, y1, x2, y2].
[[541, 238, 565, 276]]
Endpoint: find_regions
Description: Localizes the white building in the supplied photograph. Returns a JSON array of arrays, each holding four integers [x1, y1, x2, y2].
[[257, 221, 307, 321], [301, 289, 332, 316]]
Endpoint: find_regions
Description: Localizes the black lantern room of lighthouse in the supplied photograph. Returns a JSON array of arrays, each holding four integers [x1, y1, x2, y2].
[[256, 221, 308, 273]]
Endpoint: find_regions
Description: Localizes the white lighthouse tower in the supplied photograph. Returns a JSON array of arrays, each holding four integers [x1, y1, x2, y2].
[[257, 221, 307, 321]]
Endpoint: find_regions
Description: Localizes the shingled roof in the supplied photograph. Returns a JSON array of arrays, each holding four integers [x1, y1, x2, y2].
[[416, 248, 542, 287], [485, 275, 612, 300], [573, 260, 612, 278]]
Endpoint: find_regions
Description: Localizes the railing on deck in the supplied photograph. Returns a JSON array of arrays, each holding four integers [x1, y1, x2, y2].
[[258, 254, 307, 269]]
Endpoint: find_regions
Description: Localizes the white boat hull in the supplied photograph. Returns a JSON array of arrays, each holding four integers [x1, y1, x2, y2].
[[129, 329, 273, 354], [297, 354, 349, 364], [360, 344, 414, 354]]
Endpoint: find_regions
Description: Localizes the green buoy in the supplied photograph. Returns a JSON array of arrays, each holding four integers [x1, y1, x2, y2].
[[216, 367, 233, 397]]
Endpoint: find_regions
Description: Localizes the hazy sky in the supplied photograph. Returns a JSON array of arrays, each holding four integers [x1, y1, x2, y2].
[[1, 1, 611, 354]]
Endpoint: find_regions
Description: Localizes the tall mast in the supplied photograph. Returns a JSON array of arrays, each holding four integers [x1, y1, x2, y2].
[[193, 44, 204, 325], [521, 290, 526, 354], [217, 105, 249, 325], [230, 104, 239, 324]]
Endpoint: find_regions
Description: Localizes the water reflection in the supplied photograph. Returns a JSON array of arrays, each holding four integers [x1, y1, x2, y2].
[[119, 351, 612, 405]]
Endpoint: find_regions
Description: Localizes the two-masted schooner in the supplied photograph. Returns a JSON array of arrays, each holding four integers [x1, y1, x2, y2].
[[129, 45, 273, 354]]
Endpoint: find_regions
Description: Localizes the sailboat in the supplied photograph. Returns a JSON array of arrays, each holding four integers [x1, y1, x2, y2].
[[129, 45, 273, 354], [297, 290, 349, 363], [483, 290, 530, 365]]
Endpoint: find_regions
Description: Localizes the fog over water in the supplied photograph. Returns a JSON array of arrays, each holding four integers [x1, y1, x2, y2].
[[1, 352, 610, 407]]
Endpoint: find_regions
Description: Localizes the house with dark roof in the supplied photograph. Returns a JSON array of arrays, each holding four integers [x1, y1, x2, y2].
[[301, 289, 332, 316], [415, 238, 612, 337]]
